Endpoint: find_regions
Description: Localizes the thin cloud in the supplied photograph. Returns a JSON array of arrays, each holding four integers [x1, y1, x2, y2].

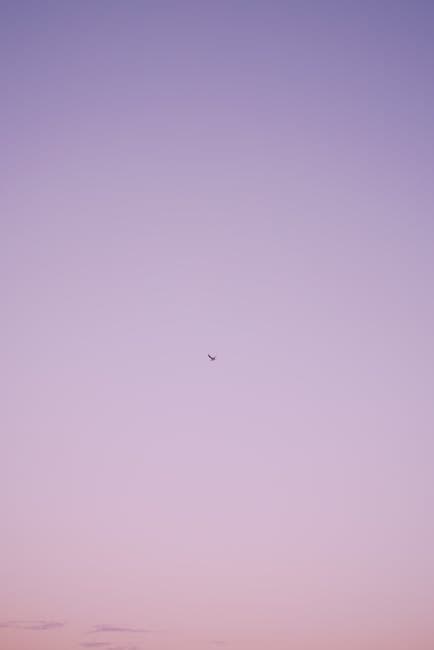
[[0, 620, 65, 631], [81, 644, 138, 650], [91, 625, 148, 634]]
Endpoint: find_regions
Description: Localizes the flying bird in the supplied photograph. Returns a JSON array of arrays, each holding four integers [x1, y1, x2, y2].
[[208, 354, 216, 361]]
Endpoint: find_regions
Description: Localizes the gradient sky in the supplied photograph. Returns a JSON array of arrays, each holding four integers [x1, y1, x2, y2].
[[2, 2, 434, 649]]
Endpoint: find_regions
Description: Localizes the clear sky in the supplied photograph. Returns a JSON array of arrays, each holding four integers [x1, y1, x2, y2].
[[1, 2, 434, 649]]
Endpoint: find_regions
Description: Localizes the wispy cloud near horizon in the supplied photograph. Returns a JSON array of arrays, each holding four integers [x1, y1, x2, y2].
[[81, 643, 138, 650], [90, 625, 148, 635], [0, 620, 65, 631]]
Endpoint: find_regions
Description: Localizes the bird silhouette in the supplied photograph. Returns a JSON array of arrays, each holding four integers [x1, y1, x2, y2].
[[208, 354, 216, 361]]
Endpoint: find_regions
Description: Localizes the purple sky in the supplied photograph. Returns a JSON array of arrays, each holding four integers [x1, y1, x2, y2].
[[2, 2, 434, 649]]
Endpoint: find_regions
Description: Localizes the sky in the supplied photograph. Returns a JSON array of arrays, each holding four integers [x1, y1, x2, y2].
[[1, 2, 434, 649]]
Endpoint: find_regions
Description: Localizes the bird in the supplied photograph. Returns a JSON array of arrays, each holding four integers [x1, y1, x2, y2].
[[208, 354, 216, 361]]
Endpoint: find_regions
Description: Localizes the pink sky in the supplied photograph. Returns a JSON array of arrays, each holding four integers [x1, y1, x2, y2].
[[2, 2, 434, 649]]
